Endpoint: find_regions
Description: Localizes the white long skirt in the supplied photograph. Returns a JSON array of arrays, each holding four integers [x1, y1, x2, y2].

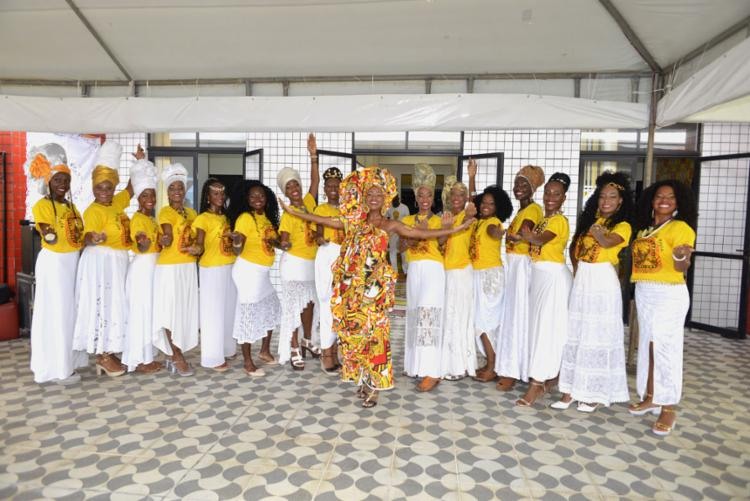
[[278, 253, 318, 364], [199, 264, 237, 367], [495, 253, 532, 381], [232, 258, 281, 344], [527, 261, 573, 382], [152, 263, 199, 354], [474, 266, 505, 355], [122, 253, 158, 371], [635, 282, 689, 406], [30, 249, 87, 382], [315, 242, 341, 350], [389, 236, 407, 274], [441, 265, 477, 377], [559, 262, 629, 405], [404, 260, 445, 378], [73, 246, 129, 355]]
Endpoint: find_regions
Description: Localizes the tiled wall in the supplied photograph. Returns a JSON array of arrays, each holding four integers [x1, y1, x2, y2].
[[463, 129, 582, 263], [691, 123, 750, 330], [0, 132, 27, 291]]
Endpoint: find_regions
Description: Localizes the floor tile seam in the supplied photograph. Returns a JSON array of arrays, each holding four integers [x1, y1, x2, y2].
[[312, 432, 342, 500], [162, 446, 215, 499]]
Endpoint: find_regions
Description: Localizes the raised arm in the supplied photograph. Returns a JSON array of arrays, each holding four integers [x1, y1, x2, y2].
[[307, 134, 320, 202], [467, 158, 477, 196], [279, 197, 344, 230], [389, 214, 474, 240]]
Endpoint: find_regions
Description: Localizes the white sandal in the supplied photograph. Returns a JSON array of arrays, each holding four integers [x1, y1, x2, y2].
[[290, 347, 305, 370]]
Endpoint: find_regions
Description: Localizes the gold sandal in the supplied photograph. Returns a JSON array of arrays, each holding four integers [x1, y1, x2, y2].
[[628, 392, 661, 416], [515, 381, 545, 407], [652, 407, 676, 436]]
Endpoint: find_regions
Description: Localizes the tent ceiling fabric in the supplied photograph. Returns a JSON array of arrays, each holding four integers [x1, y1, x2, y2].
[[0, 94, 648, 133], [657, 36, 750, 126], [1, 0, 748, 82]]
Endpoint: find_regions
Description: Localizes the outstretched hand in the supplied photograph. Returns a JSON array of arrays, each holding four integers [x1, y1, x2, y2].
[[132, 143, 145, 160], [440, 211, 454, 229], [465, 201, 477, 219]]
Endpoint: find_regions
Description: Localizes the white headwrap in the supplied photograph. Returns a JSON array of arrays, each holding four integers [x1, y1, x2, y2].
[[277, 166, 301, 193], [162, 162, 188, 190], [95, 141, 122, 170], [24, 143, 70, 195], [130, 159, 158, 199]]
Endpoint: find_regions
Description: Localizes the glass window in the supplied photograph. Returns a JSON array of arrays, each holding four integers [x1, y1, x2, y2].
[[149, 132, 197, 147], [580, 130, 639, 152], [354, 132, 407, 150], [408, 131, 461, 150], [199, 132, 247, 148]]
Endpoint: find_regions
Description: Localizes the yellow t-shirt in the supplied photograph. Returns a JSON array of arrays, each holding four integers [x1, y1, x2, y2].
[[279, 192, 317, 260], [193, 212, 236, 267], [631, 220, 696, 284], [443, 211, 474, 270], [529, 213, 569, 264], [32, 198, 83, 253], [574, 219, 631, 266], [506, 202, 544, 255], [235, 212, 278, 267], [82, 190, 132, 251], [130, 211, 161, 254], [157, 205, 198, 265], [471, 217, 504, 270], [313, 203, 345, 245], [402, 214, 443, 264]]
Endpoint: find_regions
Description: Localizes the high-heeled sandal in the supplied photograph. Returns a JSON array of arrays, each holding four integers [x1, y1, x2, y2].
[[96, 354, 126, 377], [652, 407, 676, 436], [515, 381, 545, 407], [300, 338, 321, 359], [356, 385, 368, 399], [362, 389, 379, 408], [290, 347, 305, 370], [165, 358, 194, 377], [320, 353, 339, 374], [628, 392, 661, 416]]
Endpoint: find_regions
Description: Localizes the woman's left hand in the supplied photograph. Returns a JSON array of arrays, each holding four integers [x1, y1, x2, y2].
[[673, 244, 694, 261]]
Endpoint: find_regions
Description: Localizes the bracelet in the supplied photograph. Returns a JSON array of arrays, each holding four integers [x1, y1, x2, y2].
[[310, 155, 318, 161], [470, 191, 477, 196], [672, 252, 687, 261], [232, 242, 242, 248]]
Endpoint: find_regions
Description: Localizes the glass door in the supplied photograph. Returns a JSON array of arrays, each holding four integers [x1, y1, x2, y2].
[[459, 152, 504, 192], [243, 149, 263, 180]]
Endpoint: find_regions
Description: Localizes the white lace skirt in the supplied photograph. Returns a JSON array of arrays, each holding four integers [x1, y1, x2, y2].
[[495, 253, 532, 381], [635, 281, 689, 406], [315, 242, 341, 349], [152, 263, 199, 354], [527, 261, 572, 382], [473, 266, 505, 355], [404, 259, 445, 378], [31, 249, 87, 382], [199, 264, 238, 367], [278, 252, 318, 364], [73, 246, 129, 355], [232, 258, 280, 344], [122, 253, 158, 371], [559, 262, 629, 405], [441, 265, 477, 377]]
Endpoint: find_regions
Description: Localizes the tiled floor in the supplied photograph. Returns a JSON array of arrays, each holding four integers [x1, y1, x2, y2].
[[1, 301, 749, 500]]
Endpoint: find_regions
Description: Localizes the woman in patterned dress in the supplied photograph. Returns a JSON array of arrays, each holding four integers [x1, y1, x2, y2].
[[278, 167, 474, 408]]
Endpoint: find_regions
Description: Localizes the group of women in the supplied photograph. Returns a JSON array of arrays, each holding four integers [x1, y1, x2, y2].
[[26, 135, 697, 434]]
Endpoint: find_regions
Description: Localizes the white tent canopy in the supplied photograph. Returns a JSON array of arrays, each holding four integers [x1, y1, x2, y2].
[[0, 0, 748, 131], [657, 37, 750, 126]]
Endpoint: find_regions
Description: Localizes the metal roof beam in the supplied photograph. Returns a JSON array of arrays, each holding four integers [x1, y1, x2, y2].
[[598, 0, 663, 74], [65, 0, 132, 82]]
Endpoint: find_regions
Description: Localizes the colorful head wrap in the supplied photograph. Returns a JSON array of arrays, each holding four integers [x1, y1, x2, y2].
[[515, 164, 545, 192], [413, 163, 436, 192], [441, 175, 468, 209], [323, 167, 343, 181], [25, 143, 71, 194], [92, 166, 119, 187], [339, 166, 397, 223], [162, 163, 188, 190], [277, 167, 302, 193], [130, 159, 158, 199]]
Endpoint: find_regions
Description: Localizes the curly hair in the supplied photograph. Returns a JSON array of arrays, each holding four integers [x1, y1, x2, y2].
[[226, 179, 280, 230], [570, 171, 635, 255], [634, 179, 697, 233], [473, 185, 513, 222], [199, 177, 226, 214]]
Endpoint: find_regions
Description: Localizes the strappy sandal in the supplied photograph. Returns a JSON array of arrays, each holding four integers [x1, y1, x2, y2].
[[515, 381, 545, 407], [652, 407, 676, 436], [356, 385, 368, 399], [300, 338, 321, 359], [320, 352, 339, 374], [628, 393, 661, 416], [362, 389, 379, 408], [290, 347, 305, 370]]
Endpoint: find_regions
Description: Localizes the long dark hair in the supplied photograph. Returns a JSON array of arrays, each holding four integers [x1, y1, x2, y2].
[[634, 179, 697, 233], [473, 185, 513, 222], [226, 179, 280, 230], [571, 171, 635, 255], [199, 177, 226, 214]]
